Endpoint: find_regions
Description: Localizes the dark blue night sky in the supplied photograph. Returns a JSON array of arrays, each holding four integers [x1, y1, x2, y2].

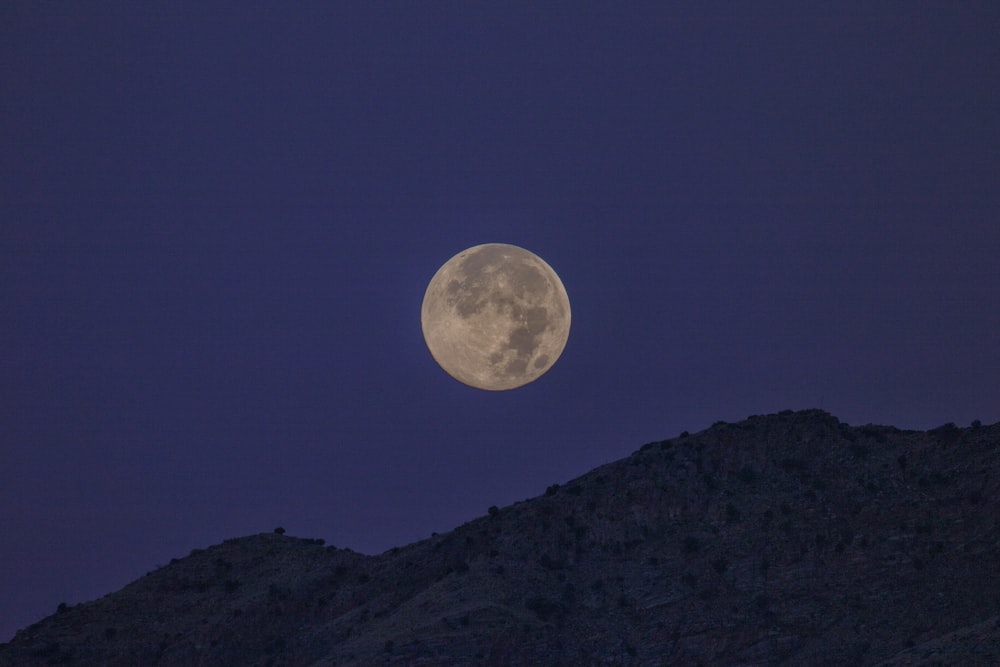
[[2, 3, 998, 640]]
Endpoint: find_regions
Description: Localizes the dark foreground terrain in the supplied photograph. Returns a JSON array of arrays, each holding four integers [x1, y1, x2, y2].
[[2, 409, 999, 665]]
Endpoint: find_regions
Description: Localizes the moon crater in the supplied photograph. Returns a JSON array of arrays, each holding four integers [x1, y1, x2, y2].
[[421, 243, 571, 390]]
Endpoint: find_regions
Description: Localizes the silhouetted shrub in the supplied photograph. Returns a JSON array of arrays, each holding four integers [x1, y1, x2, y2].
[[919, 472, 950, 487], [860, 426, 888, 443], [31, 641, 73, 662], [539, 554, 565, 570], [930, 422, 961, 446], [525, 596, 564, 621], [267, 584, 289, 601], [488, 505, 499, 517], [264, 636, 287, 655], [545, 484, 560, 496], [566, 485, 583, 495], [274, 527, 285, 535], [779, 457, 807, 472]]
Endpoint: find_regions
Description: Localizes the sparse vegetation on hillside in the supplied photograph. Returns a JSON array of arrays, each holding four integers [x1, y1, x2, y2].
[[2, 410, 999, 666]]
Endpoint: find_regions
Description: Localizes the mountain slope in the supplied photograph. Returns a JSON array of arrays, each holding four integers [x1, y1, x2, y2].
[[2, 410, 998, 665]]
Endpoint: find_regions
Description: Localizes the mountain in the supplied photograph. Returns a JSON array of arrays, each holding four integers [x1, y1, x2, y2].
[[2, 410, 999, 666]]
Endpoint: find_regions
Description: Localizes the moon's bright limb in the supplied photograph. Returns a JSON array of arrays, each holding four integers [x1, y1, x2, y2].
[[421, 243, 571, 391]]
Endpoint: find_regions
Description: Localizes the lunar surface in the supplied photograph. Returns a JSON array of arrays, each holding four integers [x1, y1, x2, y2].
[[421, 243, 571, 391]]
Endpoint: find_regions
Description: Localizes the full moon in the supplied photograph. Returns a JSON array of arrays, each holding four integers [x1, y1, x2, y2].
[[421, 243, 571, 391]]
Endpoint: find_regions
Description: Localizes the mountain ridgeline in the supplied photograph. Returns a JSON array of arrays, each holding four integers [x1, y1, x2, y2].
[[2, 410, 999, 665]]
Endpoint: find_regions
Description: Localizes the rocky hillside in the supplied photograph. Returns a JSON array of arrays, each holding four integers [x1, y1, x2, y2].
[[2, 410, 999, 666]]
